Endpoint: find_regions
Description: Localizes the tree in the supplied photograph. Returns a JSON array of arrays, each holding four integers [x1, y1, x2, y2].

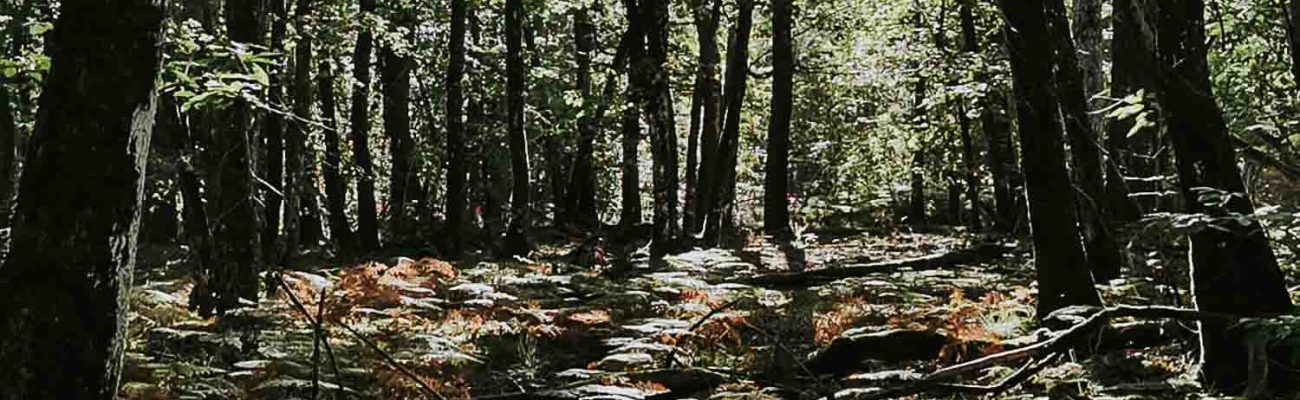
[[350, 0, 381, 251], [1106, 0, 1157, 220], [319, 60, 353, 250], [445, 0, 470, 256], [0, 0, 28, 232], [1045, 0, 1123, 281], [1153, 0, 1293, 392], [621, 0, 644, 232], [907, 9, 928, 227], [0, 0, 163, 396], [689, 0, 723, 236], [263, 0, 288, 261], [504, 0, 533, 256], [564, 5, 599, 227], [637, 0, 682, 257], [706, 0, 755, 244], [195, 0, 266, 315], [764, 0, 794, 238], [996, 0, 1102, 318], [382, 10, 420, 243], [1288, 0, 1300, 85], [286, 0, 324, 257]]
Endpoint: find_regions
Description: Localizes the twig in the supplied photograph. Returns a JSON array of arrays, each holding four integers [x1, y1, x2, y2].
[[664, 298, 742, 369]]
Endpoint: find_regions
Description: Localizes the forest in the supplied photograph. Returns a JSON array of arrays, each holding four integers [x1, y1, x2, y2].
[[4, 0, 1300, 398]]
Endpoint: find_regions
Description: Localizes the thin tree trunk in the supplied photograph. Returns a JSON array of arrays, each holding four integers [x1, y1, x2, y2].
[[1153, 0, 1293, 392], [997, 0, 1102, 318], [637, 0, 681, 258], [565, 6, 599, 227], [764, 0, 793, 239], [0, 0, 163, 396], [908, 78, 928, 225], [319, 60, 352, 250], [1046, 0, 1123, 281], [1288, 0, 1300, 87], [690, 0, 722, 236], [504, 0, 532, 256], [707, 0, 755, 245], [0, 0, 26, 233], [264, 0, 288, 262], [1071, 0, 1104, 129], [349, 0, 380, 250], [445, 0, 469, 256], [621, 0, 644, 232]]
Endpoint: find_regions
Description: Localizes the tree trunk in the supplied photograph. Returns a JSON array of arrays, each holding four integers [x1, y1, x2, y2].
[[690, 0, 722, 236], [637, 0, 681, 258], [349, 0, 380, 250], [763, 0, 794, 239], [382, 17, 417, 244], [1288, 0, 1300, 86], [445, 0, 469, 257], [955, 1, 981, 230], [287, 0, 324, 254], [0, 0, 25, 233], [1153, 0, 1293, 392], [1045, 0, 1123, 281], [997, 0, 1102, 318], [504, 0, 532, 256], [908, 76, 928, 225], [318, 60, 353, 250], [971, 4, 1022, 232], [1107, 0, 1156, 221], [621, 0, 644, 232], [263, 0, 288, 262], [196, 0, 266, 315], [0, 0, 162, 396], [706, 0, 755, 245], [564, 6, 599, 227], [1071, 0, 1105, 129]]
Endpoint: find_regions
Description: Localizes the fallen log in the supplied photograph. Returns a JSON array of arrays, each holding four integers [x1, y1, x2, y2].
[[730, 243, 1013, 288], [806, 329, 951, 376]]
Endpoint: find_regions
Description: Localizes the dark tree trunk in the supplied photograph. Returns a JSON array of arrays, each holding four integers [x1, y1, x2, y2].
[[689, 0, 722, 236], [764, 0, 793, 239], [318, 60, 352, 250], [636, 0, 681, 258], [564, 6, 599, 227], [1071, 0, 1105, 129], [504, 0, 532, 256], [445, 0, 469, 256], [997, 0, 1102, 318], [0, 0, 162, 396], [908, 77, 927, 226], [382, 19, 417, 243], [1288, 0, 1300, 86], [956, 1, 981, 230], [195, 0, 266, 315], [287, 0, 323, 254], [1107, 0, 1156, 221], [972, 5, 1022, 232], [1153, 0, 1293, 392], [1045, 0, 1123, 281], [0, 1, 25, 233], [263, 0, 288, 262], [620, 0, 644, 231], [349, 0, 380, 250], [706, 0, 755, 244]]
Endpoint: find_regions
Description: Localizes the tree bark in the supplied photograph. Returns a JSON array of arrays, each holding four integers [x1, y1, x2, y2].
[[504, 0, 533, 256], [1288, 0, 1300, 86], [763, 0, 794, 239], [445, 0, 469, 257], [1045, 0, 1123, 281], [0, 0, 163, 396], [1153, 0, 1294, 392], [637, 0, 681, 258], [349, 0, 380, 250], [263, 0, 288, 262], [706, 0, 755, 244], [382, 13, 418, 244], [690, 0, 722, 236], [318, 60, 353, 250], [1107, 0, 1157, 221], [954, 0, 980, 230], [996, 0, 1102, 318], [287, 0, 324, 254], [620, 0, 644, 232], [564, 6, 599, 227]]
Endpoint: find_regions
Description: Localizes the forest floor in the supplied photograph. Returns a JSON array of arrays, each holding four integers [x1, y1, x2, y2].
[[118, 230, 1221, 400]]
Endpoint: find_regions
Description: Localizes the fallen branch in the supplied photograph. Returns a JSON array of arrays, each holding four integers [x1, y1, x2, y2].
[[731, 243, 1012, 288], [833, 305, 1243, 400]]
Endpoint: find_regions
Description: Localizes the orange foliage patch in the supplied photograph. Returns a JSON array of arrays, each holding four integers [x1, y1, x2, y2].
[[813, 295, 871, 346], [566, 309, 612, 325]]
